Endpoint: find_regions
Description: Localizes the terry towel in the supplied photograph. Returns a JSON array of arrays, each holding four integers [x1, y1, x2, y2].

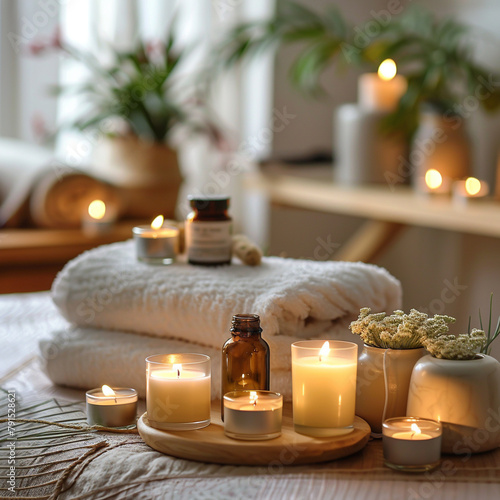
[[52, 240, 402, 348]]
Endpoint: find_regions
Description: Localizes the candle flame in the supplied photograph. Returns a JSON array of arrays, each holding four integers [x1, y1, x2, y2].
[[378, 59, 397, 81], [249, 391, 258, 407], [102, 385, 116, 397], [151, 215, 164, 230], [411, 423, 421, 435], [425, 169, 443, 190], [465, 177, 481, 196], [173, 363, 182, 378], [319, 341, 330, 362], [88, 200, 106, 220]]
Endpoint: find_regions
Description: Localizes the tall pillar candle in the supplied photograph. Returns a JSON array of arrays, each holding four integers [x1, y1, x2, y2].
[[292, 340, 358, 437]]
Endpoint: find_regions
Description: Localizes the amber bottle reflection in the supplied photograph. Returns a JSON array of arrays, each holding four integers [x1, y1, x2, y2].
[[221, 314, 270, 420]]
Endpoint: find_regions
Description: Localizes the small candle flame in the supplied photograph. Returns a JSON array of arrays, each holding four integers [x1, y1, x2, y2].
[[319, 341, 330, 362], [411, 423, 422, 436], [173, 363, 182, 378], [88, 200, 106, 220], [378, 59, 397, 81], [249, 391, 258, 407], [465, 177, 481, 196], [151, 215, 164, 230], [102, 385, 116, 397], [425, 169, 443, 190]]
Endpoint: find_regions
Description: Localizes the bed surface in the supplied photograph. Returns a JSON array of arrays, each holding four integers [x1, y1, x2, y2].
[[1, 292, 500, 500]]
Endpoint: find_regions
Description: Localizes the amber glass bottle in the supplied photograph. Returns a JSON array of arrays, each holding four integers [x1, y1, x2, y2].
[[185, 195, 232, 266], [221, 314, 270, 420]]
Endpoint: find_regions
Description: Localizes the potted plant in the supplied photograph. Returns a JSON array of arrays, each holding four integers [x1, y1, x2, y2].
[[218, 2, 500, 181], [349, 308, 454, 434], [407, 296, 500, 454], [36, 30, 222, 218]]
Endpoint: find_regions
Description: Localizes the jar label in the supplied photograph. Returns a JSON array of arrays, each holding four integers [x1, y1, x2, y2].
[[186, 220, 232, 263]]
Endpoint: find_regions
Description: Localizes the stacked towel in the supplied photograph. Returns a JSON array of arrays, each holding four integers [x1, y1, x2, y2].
[[43, 240, 402, 399]]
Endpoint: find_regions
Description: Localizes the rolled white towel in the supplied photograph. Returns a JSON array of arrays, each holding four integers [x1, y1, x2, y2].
[[52, 240, 401, 348]]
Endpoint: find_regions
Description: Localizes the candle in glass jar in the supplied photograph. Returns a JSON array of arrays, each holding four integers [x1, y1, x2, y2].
[[146, 353, 211, 431], [383, 417, 442, 472], [224, 390, 282, 441], [133, 215, 179, 265], [86, 385, 137, 427], [292, 340, 358, 437]]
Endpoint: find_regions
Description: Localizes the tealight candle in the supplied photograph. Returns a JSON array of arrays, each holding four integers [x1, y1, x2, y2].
[[86, 385, 137, 427], [292, 340, 358, 437], [383, 417, 442, 472], [223, 390, 282, 441], [452, 177, 490, 206], [133, 215, 179, 265], [82, 199, 117, 237], [146, 353, 211, 431], [416, 169, 452, 195]]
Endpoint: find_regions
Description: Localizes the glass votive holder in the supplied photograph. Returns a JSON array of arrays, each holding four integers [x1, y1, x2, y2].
[[383, 417, 442, 472], [292, 340, 358, 437], [86, 387, 137, 427], [223, 390, 282, 441], [133, 224, 179, 265], [146, 353, 211, 431]]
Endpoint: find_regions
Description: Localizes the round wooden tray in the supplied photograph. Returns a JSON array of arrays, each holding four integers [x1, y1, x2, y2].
[[137, 403, 370, 466]]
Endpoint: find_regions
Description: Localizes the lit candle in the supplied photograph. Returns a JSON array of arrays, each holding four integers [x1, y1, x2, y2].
[[223, 390, 282, 441], [82, 199, 117, 236], [146, 353, 211, 431], [86, 385, 137, 427], [417, 168, 452, 195], [383, 417, 442, 472], [133, 215, 179, 265], [452, 177, 490, 206], [291, 340, 358, 437], [358, 59, 407, 112]]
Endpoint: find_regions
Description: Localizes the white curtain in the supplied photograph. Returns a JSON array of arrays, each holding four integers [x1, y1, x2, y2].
[[57, 0, 276, 228]]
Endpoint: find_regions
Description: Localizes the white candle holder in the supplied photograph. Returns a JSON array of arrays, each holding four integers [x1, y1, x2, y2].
[[223, 390, 282, 441], [86, 387, 137, 427], [383, 417, 442, 472], [146, 353, 211, 431], [292, 340, 358, 437], [133, 225, 179, 265]]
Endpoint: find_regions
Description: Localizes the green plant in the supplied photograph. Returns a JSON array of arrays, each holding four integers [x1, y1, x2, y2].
[[219, 1, 500, 136], [470, 293, 500, 355], [38, 29, 221, 144]]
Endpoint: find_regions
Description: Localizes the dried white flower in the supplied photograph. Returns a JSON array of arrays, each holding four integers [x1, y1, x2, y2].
[[349, 308, 456, 349], [422, 329, 486, 360]]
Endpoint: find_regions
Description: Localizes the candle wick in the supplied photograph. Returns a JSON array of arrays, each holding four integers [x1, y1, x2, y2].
[[114, 397, 117, 404], [177, 369, 180, 378], [253, 400, 257, 407], [319, 355, 322, 363]]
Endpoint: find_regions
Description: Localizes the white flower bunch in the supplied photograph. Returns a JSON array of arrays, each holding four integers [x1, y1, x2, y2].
[[349, 308, 456, 349], [422, 329, 486, 360]]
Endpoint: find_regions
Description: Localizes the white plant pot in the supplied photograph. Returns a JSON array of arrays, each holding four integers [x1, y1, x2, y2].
[[407, 354, 500, 454]]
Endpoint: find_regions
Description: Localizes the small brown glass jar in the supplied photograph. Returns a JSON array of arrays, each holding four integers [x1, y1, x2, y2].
[[185, 195, 232, 266], [221, 314, 270, 420]]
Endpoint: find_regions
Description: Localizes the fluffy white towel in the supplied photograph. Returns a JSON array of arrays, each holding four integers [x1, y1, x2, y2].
[[52, 240, 401, 348], [40, 328, 295, 400]]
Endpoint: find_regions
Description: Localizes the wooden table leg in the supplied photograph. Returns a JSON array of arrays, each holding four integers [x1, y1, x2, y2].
[[334, 220, 406, 263]]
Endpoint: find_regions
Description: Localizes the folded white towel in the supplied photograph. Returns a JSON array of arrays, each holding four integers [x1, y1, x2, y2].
[[40, 328, 295, 399], [52, 240, 401, 348]]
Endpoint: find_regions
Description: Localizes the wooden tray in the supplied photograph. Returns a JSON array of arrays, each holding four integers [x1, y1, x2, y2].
[[137, 403, 370, 466]]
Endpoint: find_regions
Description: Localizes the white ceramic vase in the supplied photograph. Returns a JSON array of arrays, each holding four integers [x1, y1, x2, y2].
[[407, 354, 500, 454], [356, 345, 425, 434]]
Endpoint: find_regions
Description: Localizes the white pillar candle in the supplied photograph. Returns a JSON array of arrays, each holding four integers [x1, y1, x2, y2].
[[86, 386, 137, 427], [383, 417, 442, 472], [133, 215, 179, 265], [358, 59, 407, 112], [292, 340, 358, 437], [146, 353, 211, 431], [223, 390, 282, 441]]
